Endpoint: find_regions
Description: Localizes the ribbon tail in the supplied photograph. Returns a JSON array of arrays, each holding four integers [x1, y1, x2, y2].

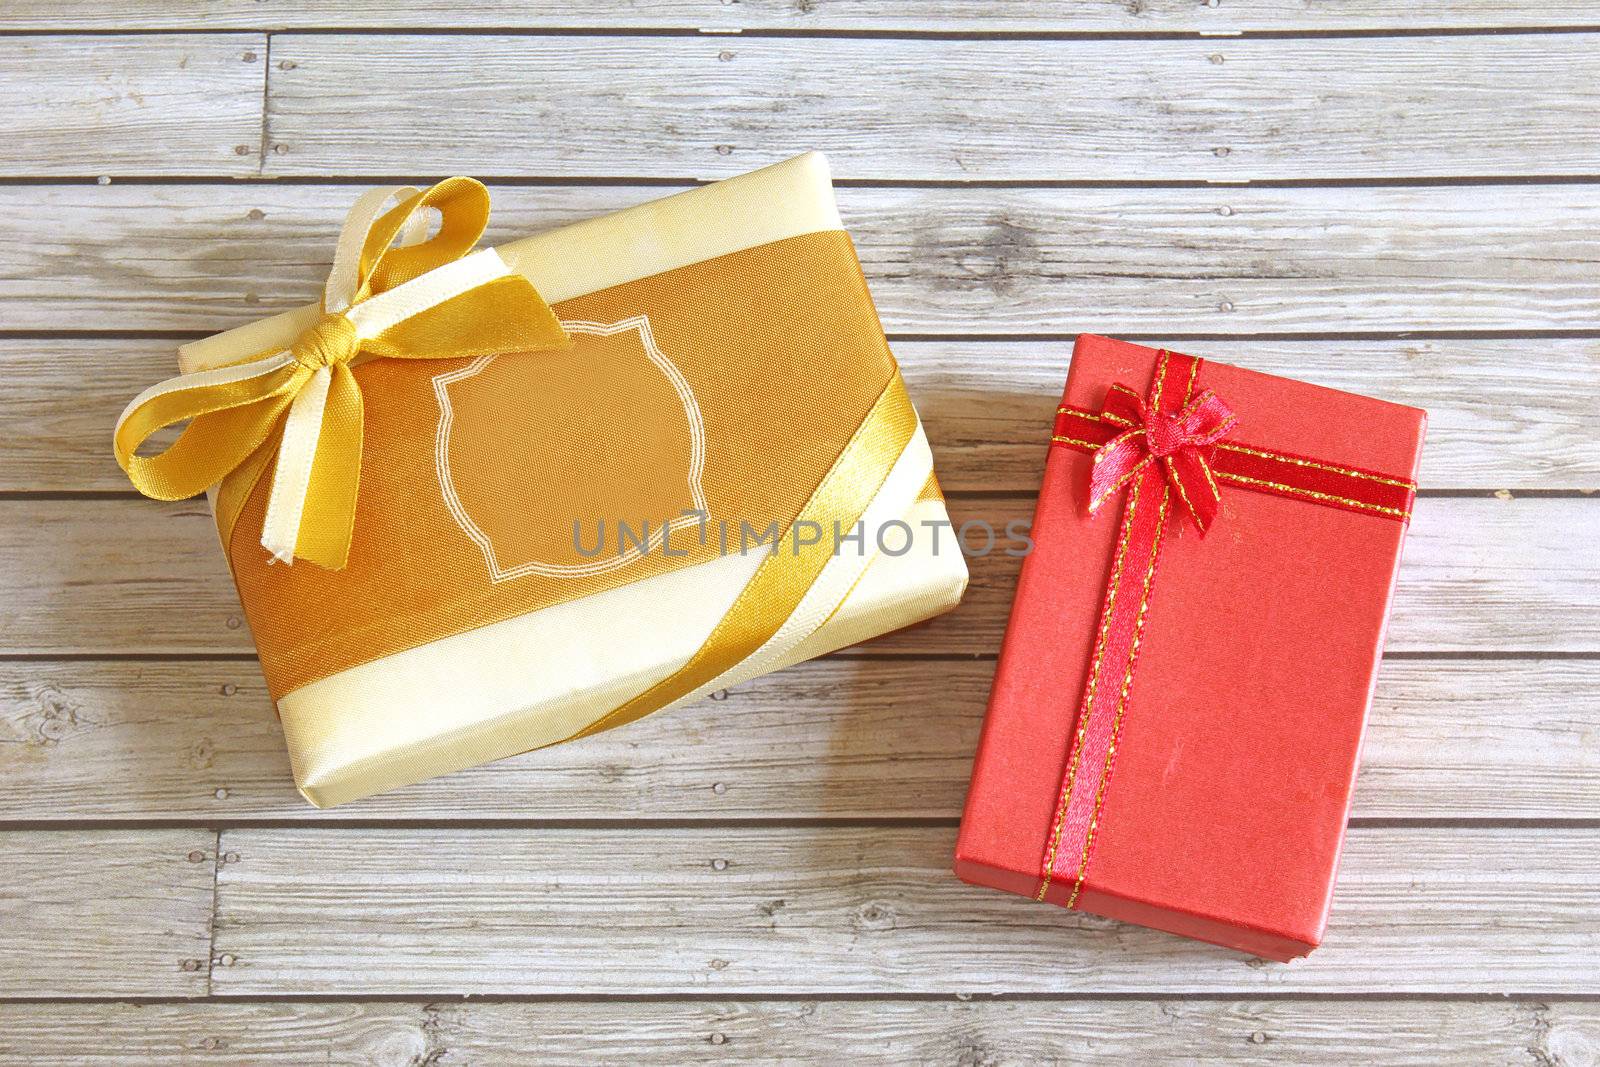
[[261, 364, 334, 565], [1165, 449, 1221, 533], [258, 363, 366, 569], [1087, 431, 1150, 515], [296, 363, 366, 569]]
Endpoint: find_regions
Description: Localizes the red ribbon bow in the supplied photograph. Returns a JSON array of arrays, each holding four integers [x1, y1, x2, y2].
[[1088, 383, 1238, 534]]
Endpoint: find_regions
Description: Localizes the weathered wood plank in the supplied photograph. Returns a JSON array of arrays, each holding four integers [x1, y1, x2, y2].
[[0, 496, 1591, 656], [7, 183, 1599, 336], [6, 0, 1600, 33], [0, 999, 1592, 1065], [261, 35, 1600, 180], [903, 337, 1600, 494], [14, 336, 1599, 493], [0, 658, 1593, 822], [0, 830, 214, 997], [884, 495, 1600, 656], [0, 35, 265, 177], [209, 825, 1600, 993]]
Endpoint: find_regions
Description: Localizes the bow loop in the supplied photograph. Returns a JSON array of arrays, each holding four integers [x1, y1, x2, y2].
[[1100, 384, 1146, 428], [1171, 390, 1237, 448], [1085, 356, 1237, 534], [115, 178, 568, 570], [355, 177, 493, 302]]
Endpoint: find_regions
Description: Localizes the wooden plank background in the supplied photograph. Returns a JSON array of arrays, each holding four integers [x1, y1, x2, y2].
[[0, 36, 265, 177], [2, 658, 1595, 823], [258, 34, 1600, 181], [0, 830, 216, 998], [12, 184, 1600, 336], [1, 4, 1597, 1063]]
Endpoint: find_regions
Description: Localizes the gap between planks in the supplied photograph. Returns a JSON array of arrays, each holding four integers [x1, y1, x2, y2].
[[4, 992, 1600, 1004], [3, 818, 1599, 832], [15, 175, 1600, 187], [4, 26, 1600, 39]]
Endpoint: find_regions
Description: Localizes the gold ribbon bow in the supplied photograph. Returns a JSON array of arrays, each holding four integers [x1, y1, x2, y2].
[[114, 177, 569, 569]]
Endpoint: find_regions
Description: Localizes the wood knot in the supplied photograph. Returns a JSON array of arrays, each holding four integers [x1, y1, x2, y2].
[[855, 900, 897, 931]]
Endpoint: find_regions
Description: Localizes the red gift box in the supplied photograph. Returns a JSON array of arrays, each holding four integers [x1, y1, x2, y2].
[[955, 335, 1425, 961]]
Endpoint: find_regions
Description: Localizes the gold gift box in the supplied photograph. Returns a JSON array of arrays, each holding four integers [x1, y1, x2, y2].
[[163, 153, 967, 806]]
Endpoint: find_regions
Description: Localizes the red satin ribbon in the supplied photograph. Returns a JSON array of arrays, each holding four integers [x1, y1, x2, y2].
[[1036, 350, 1416, 908]]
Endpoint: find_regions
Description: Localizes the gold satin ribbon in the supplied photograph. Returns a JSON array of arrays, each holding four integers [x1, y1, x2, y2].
[[571, 372, 918, 741], [113, 177, 570, 569]]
